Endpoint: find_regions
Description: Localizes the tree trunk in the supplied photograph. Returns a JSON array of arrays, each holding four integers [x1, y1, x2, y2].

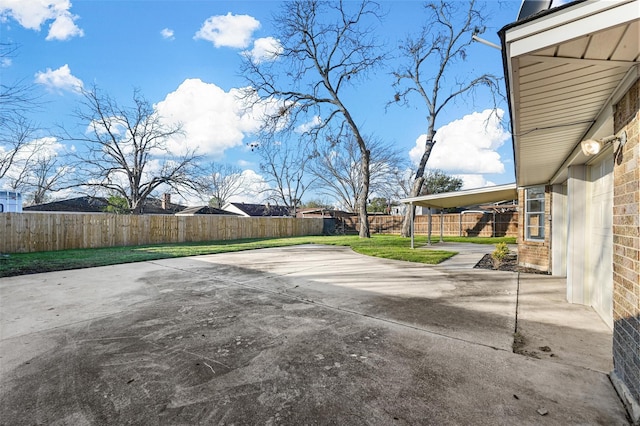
[[359, 148, 371, 238], [130, 197, 142, 215], [401, 135, 435, 237], [401, 176, 423, 237]]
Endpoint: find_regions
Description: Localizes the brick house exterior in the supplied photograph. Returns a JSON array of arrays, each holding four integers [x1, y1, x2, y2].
[[612, 79, 640, 412], [516, 187, 551, 271], [500, 1, 639, 420]]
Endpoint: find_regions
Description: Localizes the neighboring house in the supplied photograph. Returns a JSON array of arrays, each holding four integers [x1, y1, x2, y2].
[[175, 206, 240, 216], [222, 202, 291, 217], [500, 0, 639, 419], [402, 1, 639, 420], [23, 195, 186, 215], [0, 191, 23, 213]]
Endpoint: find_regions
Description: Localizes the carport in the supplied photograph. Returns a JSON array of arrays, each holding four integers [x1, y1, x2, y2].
[[401, 183, 518, 248]]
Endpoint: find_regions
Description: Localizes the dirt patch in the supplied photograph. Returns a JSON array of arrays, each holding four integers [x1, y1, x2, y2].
[[474, 253, 548, 274]]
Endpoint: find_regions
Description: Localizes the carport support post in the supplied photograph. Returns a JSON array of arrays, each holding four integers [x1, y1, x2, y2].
[[492, 211, 496, 237], [440, 210, 444, 242], [427, 208, 432, 245], [410, 202, 414, 249]]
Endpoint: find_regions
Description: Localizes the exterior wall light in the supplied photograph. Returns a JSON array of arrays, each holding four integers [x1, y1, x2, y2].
[[581, 130, 627, 156]]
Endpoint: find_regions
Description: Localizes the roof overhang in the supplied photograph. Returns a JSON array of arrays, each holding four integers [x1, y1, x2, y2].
[[500, 0, 640, 187], [401, 183, 517, 209]]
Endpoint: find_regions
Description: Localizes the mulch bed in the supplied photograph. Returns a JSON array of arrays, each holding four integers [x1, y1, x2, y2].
[[474, 253, 549, 274]]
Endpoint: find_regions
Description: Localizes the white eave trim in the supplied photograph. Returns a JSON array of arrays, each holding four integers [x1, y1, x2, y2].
[[506, 0, 639, 57], [401, 183, 517, 209]]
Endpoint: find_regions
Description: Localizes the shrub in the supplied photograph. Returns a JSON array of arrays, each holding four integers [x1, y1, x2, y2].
[[491, 242, 510, 269]]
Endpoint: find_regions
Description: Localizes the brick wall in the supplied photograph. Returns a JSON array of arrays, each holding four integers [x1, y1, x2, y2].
[[612, 78, 640, 410], [517, 187, 551, 271]]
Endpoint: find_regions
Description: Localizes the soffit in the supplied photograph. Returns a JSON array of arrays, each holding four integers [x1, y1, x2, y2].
[[504, 0, 639, 187], [401, 183, 517, 209]]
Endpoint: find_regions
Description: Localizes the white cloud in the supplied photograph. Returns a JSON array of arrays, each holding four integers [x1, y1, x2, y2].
[[295, 115, 322, 134], [46, 10, 83, 40], [243, 36, 282, 63], [0, 0, 84, 41], [230, 169, 269, 203], [194, 13, 260, 48], [155, 79, 278, 157], [410, 109, 509, 174], [34, 64, 83, 93], [15, 136, 62, 162], [1, 57, 11, 68], [160, 28, 174, 40], [453, 174, 496, 190], [86, 116, 125, 137]]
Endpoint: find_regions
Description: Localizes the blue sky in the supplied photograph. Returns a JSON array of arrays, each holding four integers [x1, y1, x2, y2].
[[1, 0, 522, 205]]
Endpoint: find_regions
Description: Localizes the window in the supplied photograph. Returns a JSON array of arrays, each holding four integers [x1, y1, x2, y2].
[[525, 186, 545, 240]]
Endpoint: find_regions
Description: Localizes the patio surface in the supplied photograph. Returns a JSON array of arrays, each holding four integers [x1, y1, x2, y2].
[[0, 244, 629, 425]]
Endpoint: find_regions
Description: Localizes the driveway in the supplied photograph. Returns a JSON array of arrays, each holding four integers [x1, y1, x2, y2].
[[0, 245, 628, 425]]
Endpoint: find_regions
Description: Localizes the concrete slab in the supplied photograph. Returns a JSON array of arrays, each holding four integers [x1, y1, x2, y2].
[[514, 273, 614, 373], [0, 245, 630, 425]]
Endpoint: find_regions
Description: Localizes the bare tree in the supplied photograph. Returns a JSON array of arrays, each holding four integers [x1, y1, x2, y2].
[[0, 44, 40, 128], [0, 117, 39, 182], [250, 134, 317, 215], [241, 0, 386, 237], [392, 0, 502, 236], [201, 163, 246, 208], [0, 121, 71, 204], [25, 154, 71, 205], [67, 86, 201, 214], [0, 44, 41, 182], [310, 133, 404, 213]]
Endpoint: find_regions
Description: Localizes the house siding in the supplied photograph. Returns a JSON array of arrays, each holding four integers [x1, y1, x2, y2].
[[517, 187, 551, 272], [612, 78, 640, 408]]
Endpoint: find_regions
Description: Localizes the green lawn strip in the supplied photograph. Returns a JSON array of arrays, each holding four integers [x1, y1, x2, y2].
[[0, 235, 455, 278]]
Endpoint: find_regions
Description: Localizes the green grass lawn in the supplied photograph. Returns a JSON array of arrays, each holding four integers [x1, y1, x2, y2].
[[0, 234, 510, 278]]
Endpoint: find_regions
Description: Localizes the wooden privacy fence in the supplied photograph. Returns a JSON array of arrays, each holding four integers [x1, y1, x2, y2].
[[342, 212, 518, 237], [0, 213, 324, 253]]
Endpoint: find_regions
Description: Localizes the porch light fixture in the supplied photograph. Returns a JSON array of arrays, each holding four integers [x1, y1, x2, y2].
[[581, 130, 627, 156]]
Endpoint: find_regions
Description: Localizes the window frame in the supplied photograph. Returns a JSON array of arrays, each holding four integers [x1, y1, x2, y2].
[[524, 186, 545, 241]]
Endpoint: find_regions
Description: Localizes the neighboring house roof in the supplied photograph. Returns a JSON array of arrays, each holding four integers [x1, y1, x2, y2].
[[499, 0, 639, 187], [222, 202, 291, 217], [175, 206, 240, 216], [138, 198, 186, 214], [296, 208, 352, 218], [23, 196, 186, 214], [23, 196, 108, 213], [401, 183, 518, 209]]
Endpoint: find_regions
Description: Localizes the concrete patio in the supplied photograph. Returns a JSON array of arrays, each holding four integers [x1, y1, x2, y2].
[[0, 244, 629, 425]]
